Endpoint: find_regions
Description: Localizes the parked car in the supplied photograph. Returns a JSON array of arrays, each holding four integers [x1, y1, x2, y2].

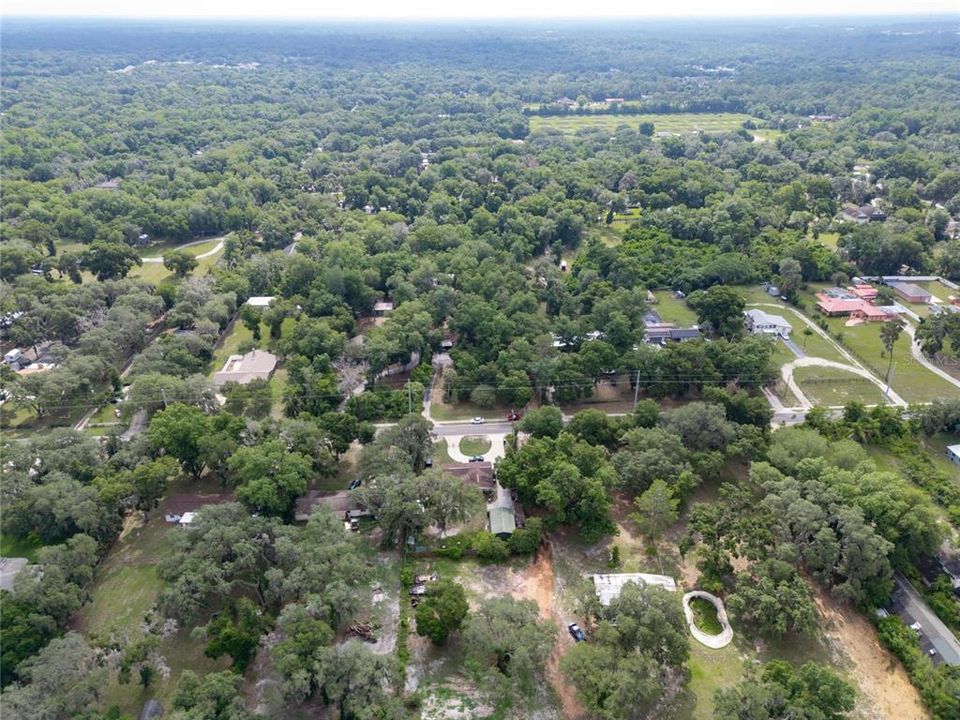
[[468, 455, 484, 463], [423, 458, 433, 468], [348, 478, 362, 490], [471, 416, 485, 424], [506, 411, 522, 422], [568, 623, 586, 642]]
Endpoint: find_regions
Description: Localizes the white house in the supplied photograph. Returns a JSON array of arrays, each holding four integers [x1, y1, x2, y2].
[[947, 444, 960, 466], [744, 309, 792, 338]]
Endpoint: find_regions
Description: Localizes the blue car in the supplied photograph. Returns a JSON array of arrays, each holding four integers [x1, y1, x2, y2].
[[568, 623, 586, 642]]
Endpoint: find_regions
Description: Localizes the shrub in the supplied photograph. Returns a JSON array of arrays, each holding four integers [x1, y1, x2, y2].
[[473, 531, 510, 562]]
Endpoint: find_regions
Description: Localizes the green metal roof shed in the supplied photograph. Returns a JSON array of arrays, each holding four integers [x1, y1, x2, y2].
[[488, 506, 516, 539]]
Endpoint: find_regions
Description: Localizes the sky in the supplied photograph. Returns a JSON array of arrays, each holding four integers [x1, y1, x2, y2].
[[2, 0, 958, 19]]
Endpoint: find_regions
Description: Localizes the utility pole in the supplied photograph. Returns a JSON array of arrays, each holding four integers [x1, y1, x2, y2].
[[407, 381, 413, 414], [160, 388, 168, 409], [633, 367, 640, 410]]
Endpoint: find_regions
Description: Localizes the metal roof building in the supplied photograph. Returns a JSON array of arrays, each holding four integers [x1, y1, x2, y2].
[[590, 573, 678, 606]]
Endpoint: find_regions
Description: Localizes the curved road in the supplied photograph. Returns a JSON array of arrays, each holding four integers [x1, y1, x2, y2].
[[140, 236, 226, 263], [781, 356, 908, 408], [903, 323, 960, 392]]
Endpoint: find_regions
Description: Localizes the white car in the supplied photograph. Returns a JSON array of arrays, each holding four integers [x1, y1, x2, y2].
[[471, 417, 484, 424]]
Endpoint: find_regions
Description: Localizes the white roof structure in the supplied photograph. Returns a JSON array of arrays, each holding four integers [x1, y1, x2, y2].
[[245, 296, 275, 308], [373, 301, 394, 313], [213, 349, 278, 388], [590, 573, 677, 605], [179, 512, 197, 525]]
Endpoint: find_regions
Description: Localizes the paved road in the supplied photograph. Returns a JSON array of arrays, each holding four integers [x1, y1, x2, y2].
[[892, 573, 960, 666], [434, 420, 515, 437]]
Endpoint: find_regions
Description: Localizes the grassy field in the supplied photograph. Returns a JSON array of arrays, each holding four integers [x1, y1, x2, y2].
[[529, 112, 756, 136], [432, 439, 454, 466], [208, 318, 271, 378], [817, 316, 958, 403], [0, 532, 44, 562], [690, 597, 723, 635], [458, 436, 492, 456], [920, 433, 960, 485], [809, 231, 840, 249], [76, 505, 230, 715], [130, 238, 224, 286], [652, 291, 700, 325], [793, 366, 888, 406]]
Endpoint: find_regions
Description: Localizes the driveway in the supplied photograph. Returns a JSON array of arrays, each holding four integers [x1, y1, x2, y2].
[[781, 336, 806, 359], [444, 432, 509, 463], [903, 323, 960, 392]]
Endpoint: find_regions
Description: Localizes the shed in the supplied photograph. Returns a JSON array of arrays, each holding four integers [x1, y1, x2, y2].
[[947, 444, 960, 466], [488, 506, 516, 539]]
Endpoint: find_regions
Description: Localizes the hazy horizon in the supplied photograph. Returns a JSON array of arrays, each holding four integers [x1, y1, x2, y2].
[[3, 0, 958, 21]]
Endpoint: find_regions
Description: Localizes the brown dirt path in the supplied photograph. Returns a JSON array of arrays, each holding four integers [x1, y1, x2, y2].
[[512, 545, 587, 720], [815, 590, 929, 720]]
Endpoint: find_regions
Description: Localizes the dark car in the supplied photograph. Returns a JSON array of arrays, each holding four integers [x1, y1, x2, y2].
[[348, 478, 362, 490], [468, 455, 484, 463], [423, 458, 434, 468], [568, 623, 586, 642]]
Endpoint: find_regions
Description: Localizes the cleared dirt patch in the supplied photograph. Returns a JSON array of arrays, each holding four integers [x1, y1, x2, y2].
[[511, 546, 586, 720], [814, 589, 929, 720]]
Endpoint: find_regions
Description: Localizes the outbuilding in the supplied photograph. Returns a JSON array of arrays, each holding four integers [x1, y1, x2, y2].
[[947, 444, 960, 466], [888, 282, 932, 304]]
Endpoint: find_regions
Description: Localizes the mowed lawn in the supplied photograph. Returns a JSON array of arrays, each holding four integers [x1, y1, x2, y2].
[[130, 238, 224, 286], [0, 532, 44, 562], [529, 112, 756, 135], [793, 366, 888, 407], [818, 316, 958, 403]]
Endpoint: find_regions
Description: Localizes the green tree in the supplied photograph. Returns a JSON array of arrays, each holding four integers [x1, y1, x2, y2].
[[227, 439, 312, 517], [414, 579, 469, 644], [727, 557, 817, 637], [203, 597, 267, 672], [629, 479, 679, 541], [462, 597, 556, 698], [163, 250, 199, 278], [715, 660, 855, 720], [80, 241, 142, 280], [146, 403, 212, 478], [686, 285, 746, 338], [880, 317, 904, 390], [518, 405, 564, 438], [171, 670, 251, 720]]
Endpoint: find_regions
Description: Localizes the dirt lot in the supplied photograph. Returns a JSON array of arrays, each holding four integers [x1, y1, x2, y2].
[[815, 589, 929, 720], [510, 546, 586, 720]]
